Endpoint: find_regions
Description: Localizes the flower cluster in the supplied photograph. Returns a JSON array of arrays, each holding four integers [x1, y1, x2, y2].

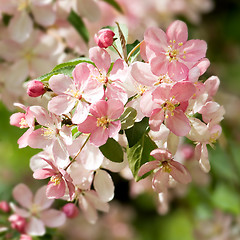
[[8, 20, 224, 237]]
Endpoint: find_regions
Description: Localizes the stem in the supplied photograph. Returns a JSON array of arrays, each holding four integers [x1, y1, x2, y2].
[[112, 45, 123, 59], [65, 134, 91, 170], [127, 40, 144, 62]]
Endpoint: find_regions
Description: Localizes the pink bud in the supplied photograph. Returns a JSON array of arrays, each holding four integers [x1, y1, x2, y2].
[[94, 29, 115, 48], [180, 144, 194, 160], [0, 201, 10, 212], [20, 234, 32, 240], [27, 80, 46, 97], [62, 203, 79, 219], [8, 214, 26, 233]]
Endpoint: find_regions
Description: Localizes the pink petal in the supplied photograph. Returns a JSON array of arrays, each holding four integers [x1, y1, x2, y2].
[[168, 61, 189, 81], [72, 101, 90, 124], [149, 55, 169, 76], [140, 90, 159, 117], [26, 217, 45, 236], [90, 127, 109, 147], [165, 110, 191, 136], [93, 169, 114, 202], [180, 39, 207, 62], [18, 128, 34, 148], [105, 84, 128, 104], [10, 203, 30, 218], [138, 160, 159, 177], [170, 81, 196, 102], [46, 179, 66, 199], [110, 59, 128, 83], [130, 62, 158, 87], [149, 108, 164, 131], [166, 20, 188, 44], [33, 169, 55, 179], [150, 148, 172, 161], [49, 74, 74, 95], [89, 47, 111, 73], [108, 120, 121, 138], [72, 62, 91, 87], [34, 185, 54, 211], [199, 143, 210, 172], [48, 95, 76, 115], [152, 169, 169, 193], [169, 160, 192, 184], [194, 58, 210, 75], [78, 116, 97, 133], [28, 128, 53, 149], [40, 209, 66, 227], [29, 106, 52, 127], [106, 99, 124, 119], [152, 84, 171, 104], [204, 76, 220, 98], [90, 100, 108, 118], [13, 184, 33, 209]]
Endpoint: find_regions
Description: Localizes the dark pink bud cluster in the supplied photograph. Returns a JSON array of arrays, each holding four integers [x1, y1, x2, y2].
[[27, 80, 46, 97], [8, 214, 26, 233], [94, 29, 115, 48], [0, 201, 10, 212]]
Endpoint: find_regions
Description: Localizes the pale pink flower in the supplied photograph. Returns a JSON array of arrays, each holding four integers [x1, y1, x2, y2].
[[138, 148, 192, 193], [78, 99, 124, 147], [11, 184, 66, 236], [10, 103, 35, 148], [27, 106, 72, 163], [150, 81, 196, 136], [33, 157, 75, 200], [48, 63, 104, 124], [144, 20, 207, 81]]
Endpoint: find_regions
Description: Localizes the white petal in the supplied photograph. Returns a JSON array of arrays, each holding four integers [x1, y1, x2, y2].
[[26, 217, 45, 236], [32, 5, 56, 26], [10, 203, 30, 218], [40, 209, 66, 227], [94, 170, 114, 202]]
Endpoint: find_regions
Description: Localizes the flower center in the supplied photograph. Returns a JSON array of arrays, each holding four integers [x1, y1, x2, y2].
[[50, 175, 62, 186], [19, 118, 28, 128], [154, 74, 173, 85], [162, 161, 172, 173], [166, 48, 179, 62], [65, 88, 82, 100], [96, 116, 111, 129], [42, 127, 56, 139], [30, 203, 39, 215], [138, 85, 148, 96]]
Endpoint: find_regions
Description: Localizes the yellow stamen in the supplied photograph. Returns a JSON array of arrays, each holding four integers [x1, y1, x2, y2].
[[96, 116, 111, 129], [19, 118, 28, 128], [50, 175, 61, 186]]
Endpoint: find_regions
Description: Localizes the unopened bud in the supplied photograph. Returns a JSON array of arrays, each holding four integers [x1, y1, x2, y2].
[[8, 214, 26, 233], [94, 29, 115, 48], [27, 80, 46, 97], [20, 234, 32, 240], [62, 203, 79, 219], [0, 201, 10, 213]]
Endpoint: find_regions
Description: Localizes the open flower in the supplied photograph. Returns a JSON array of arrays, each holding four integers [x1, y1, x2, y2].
[[138, 148, 192, 193], [11, 184, 66, 236]]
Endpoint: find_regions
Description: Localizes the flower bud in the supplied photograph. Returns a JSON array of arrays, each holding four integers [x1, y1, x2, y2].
[[94, 29, 115, 48], [27, 80, 46, 97], [62, 203, 79, 219], [0, 201, 10, 212], [8, 214, 26, 233]]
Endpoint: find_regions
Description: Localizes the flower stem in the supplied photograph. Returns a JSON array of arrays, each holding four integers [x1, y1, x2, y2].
[[112, 45, 123, 59]]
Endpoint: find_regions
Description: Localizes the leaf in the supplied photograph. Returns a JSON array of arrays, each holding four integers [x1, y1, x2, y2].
[[119, 107, 137, 130], [126, 40, 141, 63], [116, 22, 127, 60], [125, 117, 149, 147], [36, 58, 94, 82], [99, 138, 124, 163], [67, 10, 89, 43], [127, 133, 157, 181], [102, 0, 123, 13]]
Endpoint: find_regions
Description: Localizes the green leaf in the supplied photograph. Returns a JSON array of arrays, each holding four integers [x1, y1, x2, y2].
[[119, 107, 137, 130], [127, 133, 157, 181], [211, 183, 240, 214], [67, 10, 89, 43], [2, 13, 12, 26], [126, 40, 140, 63], [99, 138, 124, 162], [102, 0, 123, 13], [125, 117, 149, 147], [36, 57, 94, 82]]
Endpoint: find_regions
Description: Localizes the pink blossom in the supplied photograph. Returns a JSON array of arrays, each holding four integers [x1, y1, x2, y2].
[[150, 81, 196, 136], [78, 99, 124, 147], [48, 63, 104, 124], [94, 29, 115, 48], [27, 80, 46, 97], [62, 203, 79, 219], [33, 157, 75, 200], [11, 184, 66, 236], [144, 20, 207, 81], [0, 201, 10, 213], [138, 148, 192, 193], [10, 103, 35, 148], [20, 234, 32, 240]]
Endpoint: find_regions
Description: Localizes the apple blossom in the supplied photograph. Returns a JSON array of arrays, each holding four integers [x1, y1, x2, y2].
[[27, 80, 46, 97], [94, 29, 115, 48]]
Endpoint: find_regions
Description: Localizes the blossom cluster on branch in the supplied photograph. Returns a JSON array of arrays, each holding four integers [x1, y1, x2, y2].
[[4, 19, 225, 238]]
